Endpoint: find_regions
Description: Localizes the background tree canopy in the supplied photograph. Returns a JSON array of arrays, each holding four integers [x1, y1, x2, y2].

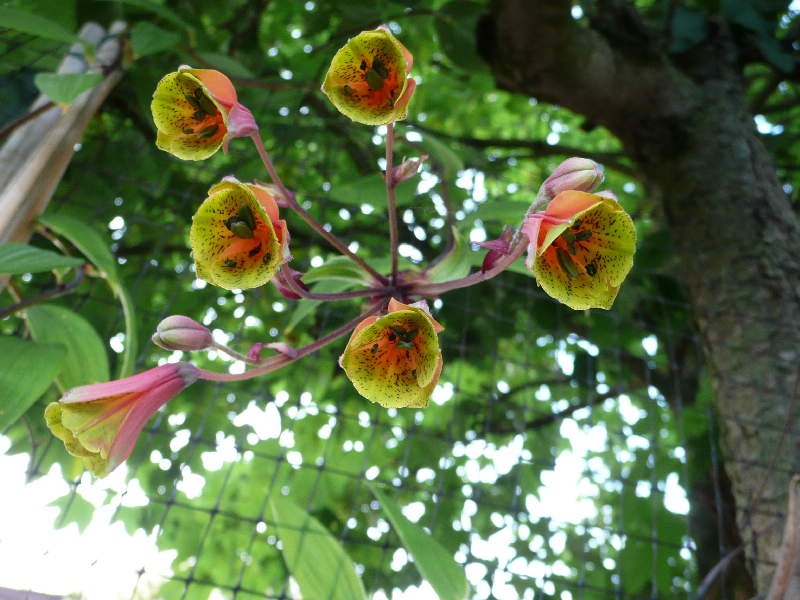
[[1, 0, 799, 598]]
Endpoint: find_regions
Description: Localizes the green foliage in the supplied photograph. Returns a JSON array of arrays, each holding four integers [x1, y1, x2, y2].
[[5, 0, 796, 597], [0, 243, 84, 274], [371, 483, 470, 600], [130, 22, 181, 59], [39, 213, 138, 377], [0, 6, 78, 43], [268, 494, 368, 600], [26, 304, 109, 391], [0, 336, 65, 431], [33, 72, 103, 105]]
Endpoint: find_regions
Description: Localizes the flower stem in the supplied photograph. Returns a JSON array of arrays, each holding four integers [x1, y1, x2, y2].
[[197, 303, 382, 382], [211, 341, 260, 365], [249, 132, 387, 284], [279, 266, 391, 301], [410, 240, 527, 296], [385, 123, 399, 284], [411, 191, 554, 297]]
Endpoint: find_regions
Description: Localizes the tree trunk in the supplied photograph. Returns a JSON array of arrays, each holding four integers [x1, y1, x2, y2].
[[479, 0, 800, 592]]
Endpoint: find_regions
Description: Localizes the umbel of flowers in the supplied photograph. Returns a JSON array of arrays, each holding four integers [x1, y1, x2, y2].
[[44, 27, 637, 477]]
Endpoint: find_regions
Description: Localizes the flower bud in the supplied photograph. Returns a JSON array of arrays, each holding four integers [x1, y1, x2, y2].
[[540, 157, 604, 200], [152, 315, 212, 352], [391, 155, 427, 186]]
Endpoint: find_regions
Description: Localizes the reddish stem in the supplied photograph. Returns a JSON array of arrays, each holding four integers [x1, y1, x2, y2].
[[385, 123, 399, 284], [250, 132, 388, 284], [279, 266, 391, 301], [198, 303, 381, 382]]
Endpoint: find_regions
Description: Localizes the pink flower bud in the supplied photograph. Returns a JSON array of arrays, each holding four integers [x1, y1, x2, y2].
[[391, 155, 427, 186], [152, 315, 212, 352], [540, 157, 604, 200]]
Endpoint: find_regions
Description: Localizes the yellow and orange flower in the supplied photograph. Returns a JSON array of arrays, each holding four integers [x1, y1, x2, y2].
[[151, 66, 256, 160], [339, 299, 443, 408], [190, 178, 290, 290], [321, 25, 416, 126], [522, 190, 636, 310]]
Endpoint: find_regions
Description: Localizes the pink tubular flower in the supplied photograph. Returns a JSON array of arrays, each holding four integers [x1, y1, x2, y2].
[[44, 363, 200, 477]]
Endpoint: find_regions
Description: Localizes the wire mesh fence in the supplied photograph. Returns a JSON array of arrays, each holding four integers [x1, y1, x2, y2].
[[1, 18, 796, 600]]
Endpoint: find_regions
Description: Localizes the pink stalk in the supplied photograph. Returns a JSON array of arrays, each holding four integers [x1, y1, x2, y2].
[[249, 132, 388, 284], [385, 123, 399, 284], [198, 303, 383, 382]]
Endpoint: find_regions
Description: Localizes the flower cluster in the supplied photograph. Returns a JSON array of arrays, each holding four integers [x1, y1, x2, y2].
[[43, 26, 637, 478]]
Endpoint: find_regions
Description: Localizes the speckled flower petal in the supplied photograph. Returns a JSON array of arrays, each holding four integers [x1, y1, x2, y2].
[[151, 70, 228, 160], [532, 194, 636, 310], [182, 67, 238, 106], [340, 309, 442, 408], [190, 181, 284, 290], [321, 28, 414, 126]]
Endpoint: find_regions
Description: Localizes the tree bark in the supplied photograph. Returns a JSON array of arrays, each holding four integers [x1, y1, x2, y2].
[[479, 0, 800, 593]]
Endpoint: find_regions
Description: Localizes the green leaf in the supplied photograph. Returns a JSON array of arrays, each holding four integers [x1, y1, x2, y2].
[[0, 242, 84, 274], [194, 51, 255, 79], [34, 72, 104, 105], [425, 227, 472, 283], [370, 484, 470, 600], [434, 1, 487, 72], [756, 36, 795, 73], [669, 6, 708, 53], [329, 174, 415, 207], [285, 279, 354, 333], [0, 7, 77, 43], [130, 22, 181, 58], [94, 0, 189, 30], [38, 213, 138, 378], [472, 200, 529, 224], [303, 256, 375, 286], [267, 495, 367, 600], [49, 492, 95, 533], [26, 304, 109, 392], [412, 130, 464, 178], [0, 336, 65, 431]]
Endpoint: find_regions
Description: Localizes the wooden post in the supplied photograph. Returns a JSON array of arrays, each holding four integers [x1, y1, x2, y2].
[[0, 21, 127, 245]]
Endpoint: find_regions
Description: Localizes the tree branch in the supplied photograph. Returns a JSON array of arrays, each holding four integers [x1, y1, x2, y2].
[[406, 122, 635, 176]]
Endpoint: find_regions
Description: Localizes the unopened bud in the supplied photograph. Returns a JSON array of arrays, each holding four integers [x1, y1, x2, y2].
[[272, 266, 308, 300], [152, 315, 212, 352], [540, 157, 604, 200], [391, 155, 428, 186]]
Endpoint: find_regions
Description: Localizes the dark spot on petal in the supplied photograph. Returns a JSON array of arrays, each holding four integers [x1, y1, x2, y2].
[[586, 263, 597, 276], [224, 259, 237, 268], [262, 252, 271, 264], [371, 344, 378, 354], [197, 124, 219, 139], [372, 58, 388, 78], [248, 243, 262, 257]]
